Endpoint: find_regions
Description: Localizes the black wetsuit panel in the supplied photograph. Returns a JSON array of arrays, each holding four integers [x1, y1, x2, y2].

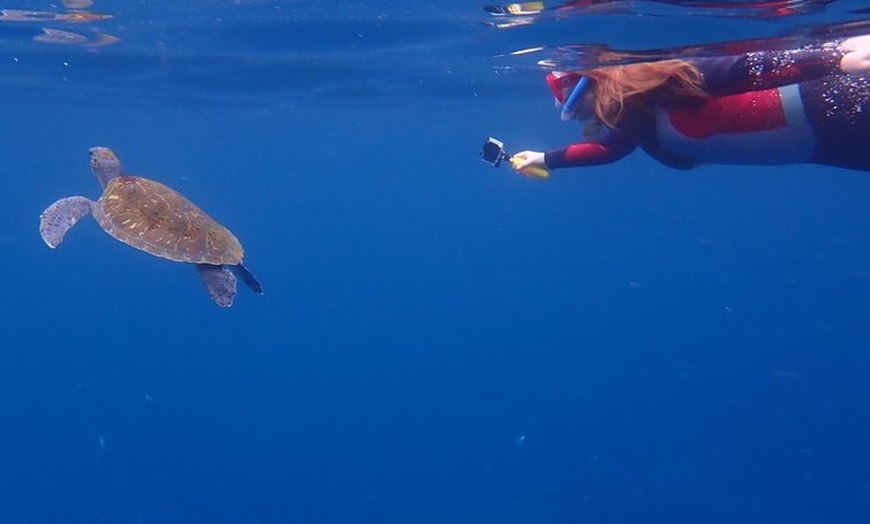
[[800, 73, 870, 170]]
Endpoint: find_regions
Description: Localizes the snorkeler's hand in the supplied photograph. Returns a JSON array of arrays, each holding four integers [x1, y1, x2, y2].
[[510, 150, 550, 179], [839, 35, 870, 73]]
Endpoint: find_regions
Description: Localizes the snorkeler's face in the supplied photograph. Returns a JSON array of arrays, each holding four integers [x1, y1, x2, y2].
[[576, 89, 596, 119], [560, 89, 595, 122]]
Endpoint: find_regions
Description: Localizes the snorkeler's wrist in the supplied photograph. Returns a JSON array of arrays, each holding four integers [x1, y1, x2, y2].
[[543, 151, 557, 169], [801, 45, 845, 76]]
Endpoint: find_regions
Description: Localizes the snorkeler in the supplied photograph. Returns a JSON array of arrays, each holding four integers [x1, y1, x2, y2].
[[510, 35, 870, 175]]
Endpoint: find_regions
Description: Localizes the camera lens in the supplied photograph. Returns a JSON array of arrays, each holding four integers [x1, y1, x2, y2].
[[481, 142, 501, 163]]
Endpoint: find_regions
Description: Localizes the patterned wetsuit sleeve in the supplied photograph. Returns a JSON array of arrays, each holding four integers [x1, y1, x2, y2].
[[693, 44, 842, 96], [544, 130, 637, 169]]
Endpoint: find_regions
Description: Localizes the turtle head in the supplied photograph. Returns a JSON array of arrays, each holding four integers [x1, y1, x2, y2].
[[89, 147, 124, 188]]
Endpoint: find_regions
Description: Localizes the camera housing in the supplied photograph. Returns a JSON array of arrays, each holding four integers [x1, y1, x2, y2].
[[480, 137, 508, 167]]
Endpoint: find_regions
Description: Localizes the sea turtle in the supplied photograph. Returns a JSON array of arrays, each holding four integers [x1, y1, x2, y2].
[[39, 146, 263, 307]]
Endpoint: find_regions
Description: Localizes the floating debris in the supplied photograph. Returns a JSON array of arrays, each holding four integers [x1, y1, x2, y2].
[[33, 27, 88, 45], [0, 8, 112, 23], [85, 32, 120, 47], [63, 0, 94, 8]]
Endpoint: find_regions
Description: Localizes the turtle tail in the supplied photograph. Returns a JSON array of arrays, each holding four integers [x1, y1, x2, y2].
[[232, 264, 263, 295]]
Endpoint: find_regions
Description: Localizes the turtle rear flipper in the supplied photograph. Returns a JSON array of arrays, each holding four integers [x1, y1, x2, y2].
[[39, 196, 95, 248], [231, 264, 263, 295], [197, 264, 237, 307]]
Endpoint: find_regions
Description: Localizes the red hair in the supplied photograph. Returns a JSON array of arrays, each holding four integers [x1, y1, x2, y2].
[[581, 59, 709, 129]]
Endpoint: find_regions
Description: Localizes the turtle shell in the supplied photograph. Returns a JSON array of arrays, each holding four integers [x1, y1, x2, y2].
[[94, 175, 243, 265]]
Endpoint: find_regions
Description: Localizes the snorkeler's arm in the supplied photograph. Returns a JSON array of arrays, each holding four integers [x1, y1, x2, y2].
[[544, 132, 637, 169], [694, 45, 845, 95]]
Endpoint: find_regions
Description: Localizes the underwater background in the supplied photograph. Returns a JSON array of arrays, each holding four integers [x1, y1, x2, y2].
[[3, 0, 870, 522]]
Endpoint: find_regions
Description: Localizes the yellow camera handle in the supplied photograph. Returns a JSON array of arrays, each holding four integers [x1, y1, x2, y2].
[[509, 156, 550, 180]]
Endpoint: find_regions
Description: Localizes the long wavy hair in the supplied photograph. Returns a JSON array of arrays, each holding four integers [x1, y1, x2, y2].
[[581, 59, 709, 129]]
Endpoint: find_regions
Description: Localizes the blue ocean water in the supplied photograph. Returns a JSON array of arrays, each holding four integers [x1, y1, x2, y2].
[[4, 0, 870, 522]]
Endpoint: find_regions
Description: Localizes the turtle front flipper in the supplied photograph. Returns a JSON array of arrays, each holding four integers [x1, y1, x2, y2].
[[39, 196, 96, 248], [197, 264, 237, 307], [231, 264, 263, 295]]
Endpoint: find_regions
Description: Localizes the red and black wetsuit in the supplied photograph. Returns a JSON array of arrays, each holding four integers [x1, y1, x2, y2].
[[545, 42, 870, 171]]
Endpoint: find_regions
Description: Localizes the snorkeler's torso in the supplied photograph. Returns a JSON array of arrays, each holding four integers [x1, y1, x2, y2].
[[651, 84, 815, 166]]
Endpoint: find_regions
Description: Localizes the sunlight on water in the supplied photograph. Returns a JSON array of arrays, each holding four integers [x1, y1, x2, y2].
[[1, 0, 866, 107], [0, 0, 504, 107]]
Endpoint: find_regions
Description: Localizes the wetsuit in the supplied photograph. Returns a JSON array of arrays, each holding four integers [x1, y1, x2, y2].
[[545, 43, 870, 171]]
